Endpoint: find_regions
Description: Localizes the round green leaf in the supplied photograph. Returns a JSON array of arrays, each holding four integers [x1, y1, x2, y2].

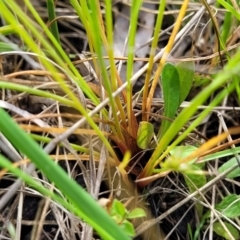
[[137, 121, 154, 149], [213, 221, 239, 240], [111, 199, 126, 217], [120, 220, 135, 237], [127, 208, 146, 219], [216, 194, 240, 218]]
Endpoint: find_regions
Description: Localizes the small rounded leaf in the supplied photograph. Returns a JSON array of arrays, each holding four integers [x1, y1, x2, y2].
[[137, 121, 154, 149], [120, 220, 135, 237], [127, 208, 146, 219], [215, 194, 240, 218], [111, 199, 126, 217], [213, 221, 239, 240]]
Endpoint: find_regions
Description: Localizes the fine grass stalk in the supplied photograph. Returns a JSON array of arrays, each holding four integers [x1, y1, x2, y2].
[[0, 107, 130, 240]]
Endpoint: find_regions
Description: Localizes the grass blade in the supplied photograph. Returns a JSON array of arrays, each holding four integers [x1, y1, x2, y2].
[[0, 108, 130, 240], [46, 0, 60, 43]]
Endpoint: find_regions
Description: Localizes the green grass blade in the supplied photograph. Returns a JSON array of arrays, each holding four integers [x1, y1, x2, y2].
[[142, 0, 166, 120], [0, 81, 75, 107], [221, 10, 232, 44], [217, 0, 240, 21], [104, 0, 126, 137], [202, 146, 240, 162], [0, 154, 87, 223], [30, 133, 90, 153], [0, 25, 19, 35], [0, 108, 130, 240], [1, 0, 99, 106], [77, 0, 124, 139], [218, 157, 240, 179], [126, 1, 142, 127], [0, 42, 17, 51], [126, 1, 143, 83], [46, 0, 60, 43], [0, 1, 118, 160]]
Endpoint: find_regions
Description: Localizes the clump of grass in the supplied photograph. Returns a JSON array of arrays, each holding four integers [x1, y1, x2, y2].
[[1, 0, 240, 239]]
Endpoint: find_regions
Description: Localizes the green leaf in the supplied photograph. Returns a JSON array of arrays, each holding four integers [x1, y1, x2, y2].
[[170, 145, 197, 161], [215, 194, 240, 218], [184, 165, 206, 217], [170, 145, 205, 168], [120, 220, 136, 237], [46, 0, 60, 43], [111, 200, 127, 217], [218, 157, 240, 179], [176, 61, 194, 103], [160, 63, 180, 138], [213, 221, 240, 240], [127, 208, 146, 219], [137, 121, 154, 149], [184, 165, 207, 192]]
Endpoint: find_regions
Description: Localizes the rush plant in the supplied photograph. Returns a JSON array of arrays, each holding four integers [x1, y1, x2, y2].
[[1, 0, 240, 239]]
